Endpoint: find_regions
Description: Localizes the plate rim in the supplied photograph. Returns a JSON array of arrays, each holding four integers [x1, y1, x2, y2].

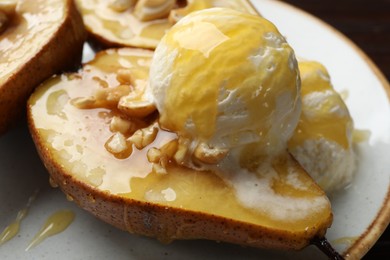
[[262, 0, 390, 258], [2, 0, 389, 259]]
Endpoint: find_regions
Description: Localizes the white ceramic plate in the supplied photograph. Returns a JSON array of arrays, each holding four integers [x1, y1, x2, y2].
[[1, 0, 389, 259]]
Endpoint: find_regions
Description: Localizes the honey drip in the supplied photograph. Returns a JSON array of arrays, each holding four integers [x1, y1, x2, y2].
[[332, 236, 358, 246], [0, 189, 39, 246], [0, 209, 27, 246], [25, 210, 75, 251]]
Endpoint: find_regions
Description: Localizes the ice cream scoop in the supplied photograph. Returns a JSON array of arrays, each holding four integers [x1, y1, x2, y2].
[[148, 7, 301, 166], [288, 61, 355, 193]]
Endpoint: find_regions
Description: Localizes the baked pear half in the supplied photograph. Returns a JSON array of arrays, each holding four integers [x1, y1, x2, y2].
[[0, 0, 86, 134], [75, 0, 258, 49], [28, 48, 333, 251]]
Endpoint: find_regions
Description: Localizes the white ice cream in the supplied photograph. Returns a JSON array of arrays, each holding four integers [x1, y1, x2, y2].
[[148, 8, 301, 167], [288, 61, 356, 193]]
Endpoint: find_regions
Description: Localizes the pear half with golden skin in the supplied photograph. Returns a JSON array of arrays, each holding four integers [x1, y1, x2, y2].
[[75, 0, 258, 49], [28, 48, 333, 251], [0, 0, 86, 135]]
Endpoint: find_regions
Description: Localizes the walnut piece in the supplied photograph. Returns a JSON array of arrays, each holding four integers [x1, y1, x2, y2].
[[110, 116, 134, 134], [193, 142, 228, 164], [134, 0, 175, 22], [118, 95, 156, 118], [108, 0, 136, 12], [128, 122, 158, 149]]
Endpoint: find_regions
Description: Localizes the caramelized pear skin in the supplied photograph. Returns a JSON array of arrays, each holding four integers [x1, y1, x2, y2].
[[28, 48, 333, 251], [0, 0, 86, 135]]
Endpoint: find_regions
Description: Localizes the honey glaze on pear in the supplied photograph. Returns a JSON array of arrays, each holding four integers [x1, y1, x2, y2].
[[0, 0, 85, 134], [28, 48, 332, 250]]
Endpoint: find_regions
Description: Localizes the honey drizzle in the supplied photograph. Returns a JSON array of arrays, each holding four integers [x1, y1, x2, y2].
[[25, 210, 75, 251], [0, 189, 39, 246], [352, 129, 371, 143], [332, 236, 358, 246]]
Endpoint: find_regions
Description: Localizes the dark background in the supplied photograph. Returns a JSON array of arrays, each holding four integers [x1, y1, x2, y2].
[[280, 0, 390, 258], [281, 0, 390, 80]]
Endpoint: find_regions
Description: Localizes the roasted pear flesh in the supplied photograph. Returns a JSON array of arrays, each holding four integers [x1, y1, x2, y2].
[[0, 0, 86, 134], [75, 0, 258, 49], [28, 48, 332, 250]]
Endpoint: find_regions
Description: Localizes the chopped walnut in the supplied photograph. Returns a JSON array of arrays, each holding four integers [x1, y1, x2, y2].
[[117, 68, 149, 88], [147, 147, 162, 163], [116, 67, 156, 118], [96, 84, 131, 104], [159, 155, 169, 170], [160, 139, 178, 158], [71, 84, 131, 110], [147, 140, 178, 163], [108, 0, 136, 12], [105, 132, 133, 159], [118, 95, 156, 118], [134, 0, 175, 22], [193, 142, 228, 164], [148, 148, 170, 175], [152, 162, 168, 175], [147, 139, 178, 175], [173, 137, 190, 165], [109, 116, 133, 134], [128, 122, 158, 149], [116, 69, 133, 85]]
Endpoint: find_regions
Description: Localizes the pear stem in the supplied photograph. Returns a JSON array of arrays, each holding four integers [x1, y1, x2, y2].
[[312, 236, 344, 260]]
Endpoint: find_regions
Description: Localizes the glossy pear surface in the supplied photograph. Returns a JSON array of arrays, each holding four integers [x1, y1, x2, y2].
[[0, 0, 86, 134], [28, 48, 332, 250]]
